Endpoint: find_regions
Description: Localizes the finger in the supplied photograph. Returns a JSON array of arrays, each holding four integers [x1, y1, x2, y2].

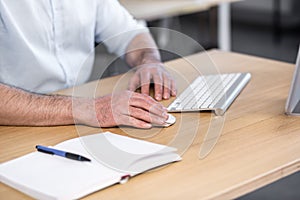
[[132, 98, 168, 119], [128, 73, 140, 91], [171, 79, 177, 96], [120, 115, 152, 129], [130, 93, 168, 118], [140, 71, 151, 95], [152, 74, 163, 101], [162, 74, 171, 100], [128, 107, 167, 125]]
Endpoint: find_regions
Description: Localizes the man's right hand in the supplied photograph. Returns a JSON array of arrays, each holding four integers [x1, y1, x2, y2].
[[74, 90, 169, 129], [0, 83, 168, 129]]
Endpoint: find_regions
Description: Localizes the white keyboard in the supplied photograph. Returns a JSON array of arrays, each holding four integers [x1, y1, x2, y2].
[[167, 73, 251, 115]]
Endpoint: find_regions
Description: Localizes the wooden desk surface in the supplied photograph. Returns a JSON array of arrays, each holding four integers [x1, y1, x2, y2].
[[1, 50, 300, 199], [119, 0, 239, 21]]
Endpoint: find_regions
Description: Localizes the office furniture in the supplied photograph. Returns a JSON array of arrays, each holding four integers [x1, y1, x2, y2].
[[273, 0, 281, 42], [1, 50, 300, 199], [119, 0, 240, 51]]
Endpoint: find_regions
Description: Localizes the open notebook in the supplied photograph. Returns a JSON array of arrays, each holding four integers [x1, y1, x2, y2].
[[0, 132, 181, 200]]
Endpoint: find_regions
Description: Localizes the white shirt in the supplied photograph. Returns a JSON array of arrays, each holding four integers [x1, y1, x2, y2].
[[0, 0, 147, 93]]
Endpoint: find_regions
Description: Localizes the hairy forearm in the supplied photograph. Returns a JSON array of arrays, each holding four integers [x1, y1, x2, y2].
[[125, 32, 162, 67], [0, 83, 74, 126]]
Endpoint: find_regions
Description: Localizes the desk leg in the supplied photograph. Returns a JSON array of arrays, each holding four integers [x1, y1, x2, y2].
[[218, 2, 231, 51], [273, 0, 282, 43], [157, 18, 173, 48]]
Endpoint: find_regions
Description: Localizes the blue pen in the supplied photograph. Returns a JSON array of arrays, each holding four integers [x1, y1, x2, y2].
[[36, 145, 91, 162]]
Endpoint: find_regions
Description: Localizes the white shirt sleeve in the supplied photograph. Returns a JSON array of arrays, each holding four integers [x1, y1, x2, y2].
[[95, 0, 149, 57]]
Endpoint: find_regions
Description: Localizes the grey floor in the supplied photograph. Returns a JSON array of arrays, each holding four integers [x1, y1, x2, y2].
[[231, 18, 300, 64], [239, 171, 300, 200], [92, 2, 300, 199]]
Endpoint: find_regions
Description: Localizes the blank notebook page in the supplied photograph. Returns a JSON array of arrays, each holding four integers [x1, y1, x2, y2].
[[0, 132, 181, 200]]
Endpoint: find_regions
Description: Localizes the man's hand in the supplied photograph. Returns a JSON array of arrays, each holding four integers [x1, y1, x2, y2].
[[128, 62, 177, 101], [125, 32, 177, 101], [1, 84, 168, 129], [74, 90, 169, 129]]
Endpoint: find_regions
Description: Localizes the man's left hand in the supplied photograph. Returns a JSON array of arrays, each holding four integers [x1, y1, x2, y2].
[[128, 62, 177, 101]]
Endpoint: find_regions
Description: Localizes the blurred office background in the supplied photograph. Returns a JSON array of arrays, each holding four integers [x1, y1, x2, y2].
[[174, 0, 300, 62], [92, 0, 300, 199], [157, 0, 300, 63], [92, 0, 300, 80]]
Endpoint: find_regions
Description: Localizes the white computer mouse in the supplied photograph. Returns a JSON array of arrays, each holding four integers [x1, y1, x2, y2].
[[166, 114, 176, 124], [162, 114, 176, 127], [153, 114, 176, 128]]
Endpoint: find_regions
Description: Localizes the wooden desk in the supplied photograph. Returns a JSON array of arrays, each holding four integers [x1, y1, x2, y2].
[[119, 0, 240, 51], [1, 50, 300, 199]]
